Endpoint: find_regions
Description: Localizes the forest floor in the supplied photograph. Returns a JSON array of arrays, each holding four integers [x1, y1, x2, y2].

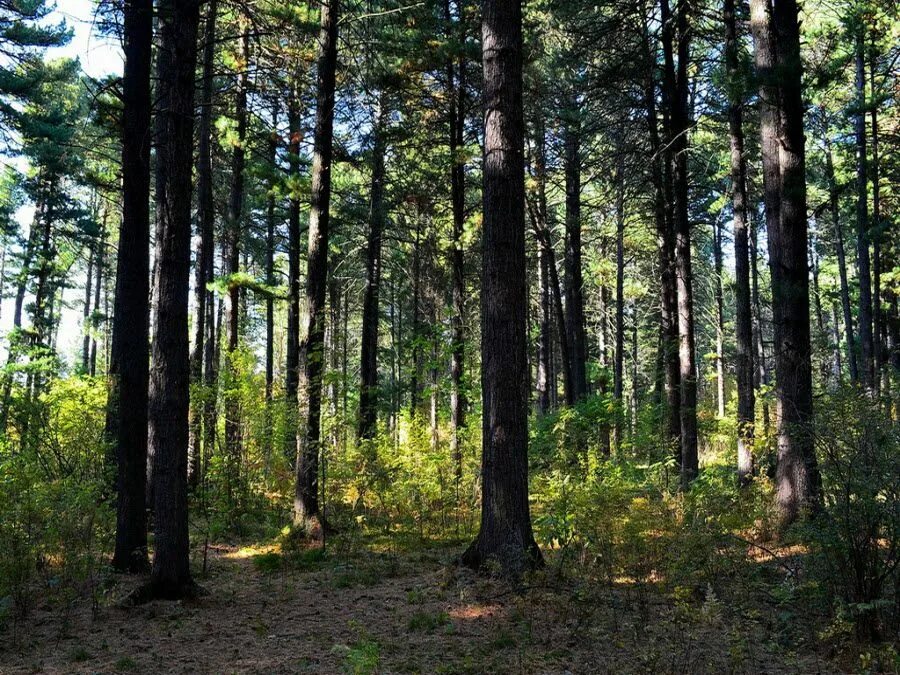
[[0, 535, 845, 674]]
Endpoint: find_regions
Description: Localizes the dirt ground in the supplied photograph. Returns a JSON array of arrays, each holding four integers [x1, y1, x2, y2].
[[0, 541, 840, 674]]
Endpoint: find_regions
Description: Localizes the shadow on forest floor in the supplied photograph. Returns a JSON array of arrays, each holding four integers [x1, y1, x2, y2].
[[0, 534, 841, 674]]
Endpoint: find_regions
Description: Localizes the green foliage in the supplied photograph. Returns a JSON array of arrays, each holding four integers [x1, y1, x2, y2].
[[407, 609, 450, 632], [0, 376, 112, 627], [802, 388, 900, 642]]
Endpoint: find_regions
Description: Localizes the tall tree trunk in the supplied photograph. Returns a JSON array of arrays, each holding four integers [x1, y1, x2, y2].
[[750, 210, 770, 438], [462, 0, 541, 577], [224, 25, 249, 498], [264, 106, 277, 463], [148, 0, 201, 597], [725, 0, 755, 485], [358, 97, 387, 442], [869, 54, 883, 393], [446, 0, 467, 484], [564, 106, 587, 401], [294, 0, 339, 538], [662, 0, 698, 486], [536, 240, 551, 416], [108, 0, 153, 574], [854, 33, 874, 390], [189, 0, 217, 487], [713, 218, 726, 419], [752, 0, 820, 526], [613, 151, 625, 447], [409, 218, 422, 414], [825, 136, 856, 382], [285, 91, 301, 461], [643, 28, 680, 456]]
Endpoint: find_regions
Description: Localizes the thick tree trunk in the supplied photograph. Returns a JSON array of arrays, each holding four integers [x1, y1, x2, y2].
[[294, 0, 339, 539], [462, 0, 541, 577], [188, 0, 217, 488], [752, 0, 820, 526], [147, 0, 201, 597], [358, 98, 387, 442], [662, 0, 698, 486], [108, 0, 153, 574], [725, 0, 755, 485]]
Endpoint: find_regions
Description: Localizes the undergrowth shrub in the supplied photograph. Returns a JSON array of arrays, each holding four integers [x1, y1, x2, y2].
[[0, 377, 112, 631], [804, 389, 900, 643]]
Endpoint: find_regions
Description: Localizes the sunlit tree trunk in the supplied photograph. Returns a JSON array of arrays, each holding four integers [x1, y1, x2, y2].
[[725, 0, 754, 485], [751, 0, 820, 526], [294, 0, 339, 539], [462, 0, 541, 576]]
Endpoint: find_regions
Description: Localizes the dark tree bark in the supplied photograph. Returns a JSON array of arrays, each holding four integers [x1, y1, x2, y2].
[[643, 28, 680, 456], [108, 0, 153, 574], [294, 0, 339, 539], [285, 91, 301, 461], [147, 0, 201, 597], [751, 0, 820, 526], [725, 0, 755, 485], [188, 0, 217, 487], [461, 0, 541, 577], [661, 0, 698, 486], [358, 97, 387, 442], [563, 106, 588, 401], [854, 32, 874, 390]]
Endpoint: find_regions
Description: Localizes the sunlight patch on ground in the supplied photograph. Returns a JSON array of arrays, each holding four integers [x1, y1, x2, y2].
[[221, 543, 282, 560], [448, 603, 505, 620]]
